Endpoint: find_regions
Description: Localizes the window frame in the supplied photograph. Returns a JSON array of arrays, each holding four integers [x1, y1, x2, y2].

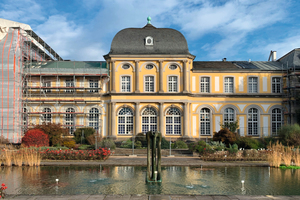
[[271, 76, 282, 93], [144, 75, 155, 92], [65, 79, 74, 93], [65, 108, 75, 135], [42, 78, 51, 93], [200, 76, 210, 93], [247, 108, 259, 136], [223, 76, 234, 93], [89, 79, 99, 93], [200, 108, 211, 135], [141, 107, 157, 133], [223, 107, 235, 124], [42, 107, 52, 123], [120, 75, 132, 93], [248, 76, 259, 93], [165, 107, 182, 135], [118, 107, 134, 135], [271, 108, 282, 135], [167, 75, 179, 93], [89, 108, 100, 132]]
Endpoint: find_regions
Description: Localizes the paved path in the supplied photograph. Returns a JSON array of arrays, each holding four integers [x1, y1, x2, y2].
[[41, 156, 269, 167], [4, 194, 300, 199]]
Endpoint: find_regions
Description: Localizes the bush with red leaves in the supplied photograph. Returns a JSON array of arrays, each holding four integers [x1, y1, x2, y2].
[[22, 129, 49, 147]]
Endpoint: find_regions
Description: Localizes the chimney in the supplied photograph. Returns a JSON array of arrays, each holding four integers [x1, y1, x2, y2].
[[272, 51, 277, 61], [222, 58, 227, 62], [268, 50, 277, 61]]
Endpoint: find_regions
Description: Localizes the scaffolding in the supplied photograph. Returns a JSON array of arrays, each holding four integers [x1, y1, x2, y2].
[[24, 61, 109, 136], [282, 70, 300, 124], [0, 25, 63, 143]]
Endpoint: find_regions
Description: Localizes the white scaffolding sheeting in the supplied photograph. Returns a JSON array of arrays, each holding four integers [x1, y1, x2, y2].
[[0, 28, 23, 143]]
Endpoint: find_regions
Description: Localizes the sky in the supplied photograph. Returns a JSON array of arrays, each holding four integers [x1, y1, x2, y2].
[[0, 0, 300, 61]]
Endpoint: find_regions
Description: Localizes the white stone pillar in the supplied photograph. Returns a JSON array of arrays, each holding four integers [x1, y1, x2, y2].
[[135, 60, 140, 93], [111, 61, 116, 93], [159, 60, 164, 93], [135, 102, 140, 134], [160, 102, 164, 135]]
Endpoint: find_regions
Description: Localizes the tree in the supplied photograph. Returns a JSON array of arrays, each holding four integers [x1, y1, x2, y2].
[[220, 120, 239, 134], [22, 129, 49, 147], [74, 127, 95, 144], [213, 128, 237, 147], [31, 123, 69, 146]]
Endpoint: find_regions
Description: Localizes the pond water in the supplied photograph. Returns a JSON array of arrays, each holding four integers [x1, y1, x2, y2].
[[1, 166, 300, 195]]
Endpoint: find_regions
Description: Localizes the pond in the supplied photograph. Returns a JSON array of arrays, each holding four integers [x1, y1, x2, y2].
[[1, 166, 299, 195]]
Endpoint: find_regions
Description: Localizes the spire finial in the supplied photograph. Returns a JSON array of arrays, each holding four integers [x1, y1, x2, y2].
[[147, 16, 151, 24]]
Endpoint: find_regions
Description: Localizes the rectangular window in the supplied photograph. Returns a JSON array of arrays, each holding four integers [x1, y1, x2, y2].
[[272, 77, 281, 93], [224, 77, 233, 93], [89, 79, 99, 93], [121, 76, 131, 92], [168, 76, 178, 92], [145, 76, 154, 92], [65, 79, 74, 93], [42, 80, 51, 93], [200, 77, 210, 93], [249, 77, 258, 93]]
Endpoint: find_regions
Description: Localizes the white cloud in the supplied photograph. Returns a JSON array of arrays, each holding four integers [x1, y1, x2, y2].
[[35, 15, 106, 60], [249, 34, 300, 60], [0, 0, 294, 61], [0, 0, 45, 23]]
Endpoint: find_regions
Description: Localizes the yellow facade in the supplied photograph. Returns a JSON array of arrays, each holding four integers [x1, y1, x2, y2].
[[25, 22, 284, 141]]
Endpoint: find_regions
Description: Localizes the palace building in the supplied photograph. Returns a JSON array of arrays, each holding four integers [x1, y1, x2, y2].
[[0, 17, 299, 143]]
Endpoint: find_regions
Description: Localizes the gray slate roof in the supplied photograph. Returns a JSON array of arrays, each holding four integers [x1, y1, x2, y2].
[[109, 24, 192, 55], [278, 48, 300, 69], [193, 61, 239, 70], [233, 61, 285, 70], [193, 61, 285, 71]]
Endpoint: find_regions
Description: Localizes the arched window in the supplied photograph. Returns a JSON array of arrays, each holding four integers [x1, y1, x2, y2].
[[142, 107, 157, 133], [66, 108, 75, 134], [224, 108, 235, 123], [89, 108, 99, 131], [166, 107, 181, 135], [200, 108, 210, 135], [272, 108, 282, 135], [42, 108, 51, 123], [248, 108, 258, 135], [118, 107, 134, 134]]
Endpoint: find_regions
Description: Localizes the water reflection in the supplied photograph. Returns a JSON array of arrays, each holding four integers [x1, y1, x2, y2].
[[0, 166, 300, 195]]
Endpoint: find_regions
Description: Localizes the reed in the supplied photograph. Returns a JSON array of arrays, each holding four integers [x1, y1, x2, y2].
[[267, 141, 283, 167], [13, 151, 24, 167], [293, 148, 300, 166], [283, 146, 293, 167], [4, 149, 12, 166]]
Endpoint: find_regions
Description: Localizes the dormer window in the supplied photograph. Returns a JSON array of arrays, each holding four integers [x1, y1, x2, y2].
[[145, 36, 153, 46]]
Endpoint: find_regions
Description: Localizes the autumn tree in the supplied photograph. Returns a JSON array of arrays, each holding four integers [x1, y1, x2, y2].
[[22, 129, 49, 147], [31, 122, 69, 146]]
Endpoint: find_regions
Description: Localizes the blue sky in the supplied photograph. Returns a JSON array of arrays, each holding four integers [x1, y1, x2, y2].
[[1, 0, 299, 61]]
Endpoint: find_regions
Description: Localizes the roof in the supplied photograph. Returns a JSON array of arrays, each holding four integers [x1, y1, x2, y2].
[[233, 61, 285, 70], [193, 61, 285, 71], [108, 23, 192, 55], [278, 48, 300, 69], [193, 61, 239, 70]]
